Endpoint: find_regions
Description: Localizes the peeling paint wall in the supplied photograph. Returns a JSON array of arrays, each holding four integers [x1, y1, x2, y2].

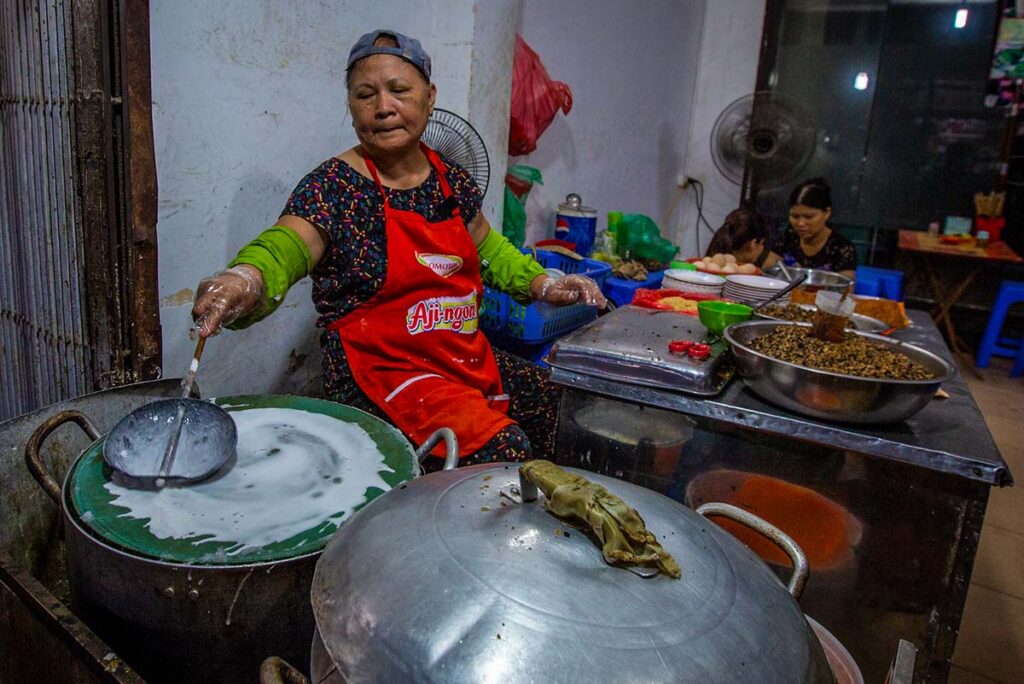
[[151, 1, 517, 397], [512, 0, 706, 249]]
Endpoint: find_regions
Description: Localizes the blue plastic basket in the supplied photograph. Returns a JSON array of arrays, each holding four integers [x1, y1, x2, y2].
[[480, 249, 612, 343], [602, 270, 666, 307]]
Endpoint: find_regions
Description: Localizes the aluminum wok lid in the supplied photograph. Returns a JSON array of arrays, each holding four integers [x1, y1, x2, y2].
[[311, 463, 833, 683]]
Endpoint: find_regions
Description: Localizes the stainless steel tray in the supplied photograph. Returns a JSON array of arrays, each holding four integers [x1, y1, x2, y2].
[[547, 306, 735, 396]]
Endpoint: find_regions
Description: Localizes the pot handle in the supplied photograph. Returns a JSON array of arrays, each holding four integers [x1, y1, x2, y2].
[[696, 502, 809, 601], [25, 410, 101, 506], [258, 657, 310, 684], [415, 428, 459, 471]]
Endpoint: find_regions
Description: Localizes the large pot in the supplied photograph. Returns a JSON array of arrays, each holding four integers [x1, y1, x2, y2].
[[25, 394, 448, 684], [309, 463, 835, 683]]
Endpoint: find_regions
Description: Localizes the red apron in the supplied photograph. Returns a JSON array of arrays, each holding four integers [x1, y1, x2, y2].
[[326, 145, 513, 457]]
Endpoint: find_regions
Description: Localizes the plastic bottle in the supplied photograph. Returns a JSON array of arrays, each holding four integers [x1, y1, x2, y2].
[[607, 211, 623, 235]]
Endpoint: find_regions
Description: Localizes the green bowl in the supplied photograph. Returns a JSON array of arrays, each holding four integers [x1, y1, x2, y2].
[[669, 260, 698, 271], [698, 300, 753, 335]]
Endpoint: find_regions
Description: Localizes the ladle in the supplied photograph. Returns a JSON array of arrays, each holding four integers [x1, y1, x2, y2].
[[103, 335, 237, 488]]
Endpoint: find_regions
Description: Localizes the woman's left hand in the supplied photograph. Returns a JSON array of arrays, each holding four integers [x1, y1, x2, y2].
[[533, 274, 607, 308]]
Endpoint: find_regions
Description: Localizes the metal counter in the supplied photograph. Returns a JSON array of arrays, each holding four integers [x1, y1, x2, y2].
[[550, 310, 1009, 486], [549, 309, 1011, 684]]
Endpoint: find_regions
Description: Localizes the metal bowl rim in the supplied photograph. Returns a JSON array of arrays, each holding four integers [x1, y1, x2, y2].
[[723, 320, 953, 386], [765, 266, 854, 287], [753, 303, 889, 331]]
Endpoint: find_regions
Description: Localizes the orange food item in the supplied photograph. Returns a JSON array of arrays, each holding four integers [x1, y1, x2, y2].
[[659, 296, 699, 313], [789, 290, 909, 329]]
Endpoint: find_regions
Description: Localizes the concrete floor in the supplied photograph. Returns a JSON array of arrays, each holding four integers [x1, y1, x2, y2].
[[948, 358, 1024, 684]]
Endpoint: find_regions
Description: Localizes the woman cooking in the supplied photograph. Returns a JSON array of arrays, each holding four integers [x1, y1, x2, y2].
[[772, 177, 857, 278], [191, 29, 605, 466]]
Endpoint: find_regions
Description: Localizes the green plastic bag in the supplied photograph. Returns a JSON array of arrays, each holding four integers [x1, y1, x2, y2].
[[616, 214, 679, 264], [502, 165, 543, 248]]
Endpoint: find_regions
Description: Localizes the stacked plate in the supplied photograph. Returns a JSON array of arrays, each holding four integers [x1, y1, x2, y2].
[[661, 269, 726, 296], [722, 274, 790, 304]]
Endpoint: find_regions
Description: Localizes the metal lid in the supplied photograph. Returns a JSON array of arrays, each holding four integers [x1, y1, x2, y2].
[[547, 306, 735, 396], [312, 463, 833, 683], [558, 192, 596, 216], [67, 395, 418, 565]]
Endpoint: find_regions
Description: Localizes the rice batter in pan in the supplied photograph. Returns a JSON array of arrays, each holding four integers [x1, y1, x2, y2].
[[104, 407, 394, 554]]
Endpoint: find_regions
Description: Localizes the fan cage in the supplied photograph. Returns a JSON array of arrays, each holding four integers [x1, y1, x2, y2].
[[422, 108, 491, 197], [710, 92, 817, 191]]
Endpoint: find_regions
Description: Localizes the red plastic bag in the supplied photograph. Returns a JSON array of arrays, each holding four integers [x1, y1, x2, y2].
[[509, 35, 573, 156], [631, 288, 724, 315]]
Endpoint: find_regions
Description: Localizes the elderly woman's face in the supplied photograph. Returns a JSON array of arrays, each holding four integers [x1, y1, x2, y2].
[[347, 54, 435, 157]]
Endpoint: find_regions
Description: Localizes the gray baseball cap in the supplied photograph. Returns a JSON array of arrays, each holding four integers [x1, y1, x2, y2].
[[346, 29, 431, 80]]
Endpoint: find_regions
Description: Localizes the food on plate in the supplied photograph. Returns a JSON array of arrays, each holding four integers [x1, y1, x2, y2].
[[737, 263, 758, 274], [749, 326, 935, 380], [659, 296, 700, 313]]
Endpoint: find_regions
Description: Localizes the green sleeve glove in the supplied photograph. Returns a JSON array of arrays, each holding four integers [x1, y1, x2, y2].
[[226, 224, 314, 328], [477, 229, 546, 305]]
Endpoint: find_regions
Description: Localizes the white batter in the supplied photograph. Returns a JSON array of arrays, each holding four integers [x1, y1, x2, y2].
[[104, 407, 396, 554]]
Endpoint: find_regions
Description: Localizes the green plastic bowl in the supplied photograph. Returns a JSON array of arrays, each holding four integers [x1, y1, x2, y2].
[[698, 300, 753, 335], [669, 260, 698, 271]]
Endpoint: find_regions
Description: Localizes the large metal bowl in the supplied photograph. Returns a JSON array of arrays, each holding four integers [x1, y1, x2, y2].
[[765, 266, 852, 293], [723, 320, 952, 424]]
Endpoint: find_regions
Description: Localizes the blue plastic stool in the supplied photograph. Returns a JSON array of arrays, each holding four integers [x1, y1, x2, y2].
[[855, 266, 904, 300], [977, 280, 1024, 377]]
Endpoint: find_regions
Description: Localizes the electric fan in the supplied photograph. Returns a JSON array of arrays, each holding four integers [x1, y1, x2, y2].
[[422, 108, 491, 196], [710, 92, 817, 190]]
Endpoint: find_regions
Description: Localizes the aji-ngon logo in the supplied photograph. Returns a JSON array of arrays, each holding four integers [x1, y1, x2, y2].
[[416, 252, 463, 278], [406, 292, 479, 335]]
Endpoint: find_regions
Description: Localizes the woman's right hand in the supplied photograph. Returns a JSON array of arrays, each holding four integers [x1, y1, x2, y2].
[[192, 264, 265, 337]]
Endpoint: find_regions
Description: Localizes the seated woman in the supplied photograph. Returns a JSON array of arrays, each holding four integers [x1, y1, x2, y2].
[[190, 29, 605, 467], [772, 177, 857, 278], [705, 207, 778, 269]]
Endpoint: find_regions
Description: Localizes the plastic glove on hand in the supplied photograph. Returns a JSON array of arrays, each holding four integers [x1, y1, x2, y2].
[[537, 274, 607, 308], [192, 265, 265, 337]]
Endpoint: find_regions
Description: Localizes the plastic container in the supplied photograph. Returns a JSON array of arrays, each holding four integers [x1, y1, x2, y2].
[[555, 193, 598, 257], [853, 266, 904, 301], [974, 216, 1005, 243], [697, 300, 753, 335], [602, 270, 666, 307], [607, 211, 623, 236], [480, 248, 612, 343], [811, 291, 855, 342]]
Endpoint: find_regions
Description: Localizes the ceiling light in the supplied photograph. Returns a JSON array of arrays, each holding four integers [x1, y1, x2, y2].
[[854, 72, 870, 91], [954, 9, 969, 30]]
